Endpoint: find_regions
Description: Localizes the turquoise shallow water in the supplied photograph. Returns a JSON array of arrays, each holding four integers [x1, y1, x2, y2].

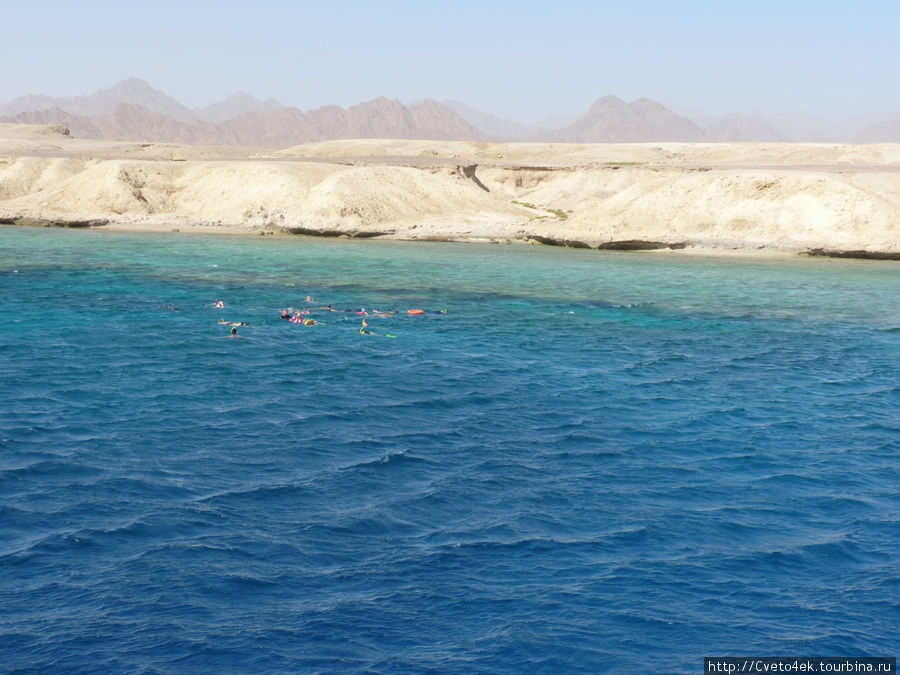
[[1, 227, 898, 673]]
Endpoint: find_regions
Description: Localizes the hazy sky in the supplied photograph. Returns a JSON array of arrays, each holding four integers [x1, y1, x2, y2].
[[6, 0, 899, 123]]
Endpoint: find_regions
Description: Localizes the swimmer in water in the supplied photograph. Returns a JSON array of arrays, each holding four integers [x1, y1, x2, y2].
[[229, 326, 238, 337], [214, 299, 224, 309]]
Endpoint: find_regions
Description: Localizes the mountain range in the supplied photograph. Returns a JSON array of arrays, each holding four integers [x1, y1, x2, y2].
[[2, 77, 898, 148]]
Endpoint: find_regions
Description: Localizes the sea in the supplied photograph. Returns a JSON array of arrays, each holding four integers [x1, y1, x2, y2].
[[1, 226, 897, 673]]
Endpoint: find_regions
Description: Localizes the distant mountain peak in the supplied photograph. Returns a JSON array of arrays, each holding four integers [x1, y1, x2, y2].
[[589, 95, 627, 109], [101, 77, 156, 92], [195, 91, 284, 123], [560, 95, 705, 142], [441, 100, 534, 140], [223, 91, 265, 103], [355, 96, 406, 110], [3, 80, 899, 145]]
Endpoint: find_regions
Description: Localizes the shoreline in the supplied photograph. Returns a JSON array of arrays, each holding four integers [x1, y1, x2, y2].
[[5, 217, 897, 262]]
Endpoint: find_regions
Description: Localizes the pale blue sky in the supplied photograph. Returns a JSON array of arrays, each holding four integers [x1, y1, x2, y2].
[[5, 0, 899, 122]]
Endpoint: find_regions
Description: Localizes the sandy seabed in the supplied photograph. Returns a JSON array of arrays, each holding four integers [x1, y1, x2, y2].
[[1, 122, 899, 257]]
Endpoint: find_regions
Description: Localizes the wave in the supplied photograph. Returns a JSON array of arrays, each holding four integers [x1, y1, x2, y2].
[[342, 449, 427, 470]]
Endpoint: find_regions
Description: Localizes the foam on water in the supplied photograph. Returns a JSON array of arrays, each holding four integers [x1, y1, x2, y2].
[[1, 228, 898, 672]]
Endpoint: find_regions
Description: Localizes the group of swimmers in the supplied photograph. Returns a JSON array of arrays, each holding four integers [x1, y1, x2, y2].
[[278, 297, 448, 336], [213, 295, 446, 338]]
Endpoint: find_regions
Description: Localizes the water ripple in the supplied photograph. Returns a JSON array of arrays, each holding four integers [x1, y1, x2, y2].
[[1, 228, 898, 672]]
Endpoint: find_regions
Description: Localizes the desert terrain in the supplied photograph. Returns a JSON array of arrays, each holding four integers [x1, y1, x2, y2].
[[1, 122, 898, 256]]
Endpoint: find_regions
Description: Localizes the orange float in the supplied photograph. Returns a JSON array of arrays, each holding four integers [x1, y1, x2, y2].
[[407, 309, 424, 315]]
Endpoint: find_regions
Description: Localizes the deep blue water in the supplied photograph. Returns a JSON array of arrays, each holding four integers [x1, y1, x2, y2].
[[1, 227, 898, 673]]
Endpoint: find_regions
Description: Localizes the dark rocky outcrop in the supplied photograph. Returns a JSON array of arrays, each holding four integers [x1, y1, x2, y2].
[[2, 218, 109, 228], [804, 248, 900, 261], [458, 164, 489, 192], [528, 235, 591, 249], [525, 236, 687, 251], [286, 226, 393, 239], [597, 240, 686, 251]]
